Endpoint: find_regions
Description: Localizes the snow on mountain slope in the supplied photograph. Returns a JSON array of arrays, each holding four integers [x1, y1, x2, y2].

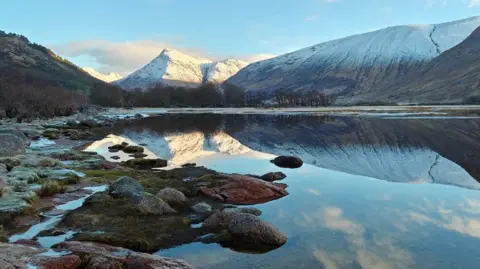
[[115, 49, 248, 90], [110, 130, 272, 166], [226, 16, 480, 103], [204, 59, 249, 84], [83, 67, 122, 83]]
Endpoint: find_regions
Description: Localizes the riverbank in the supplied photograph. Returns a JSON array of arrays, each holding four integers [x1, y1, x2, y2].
[[0, 113, 293, 268]]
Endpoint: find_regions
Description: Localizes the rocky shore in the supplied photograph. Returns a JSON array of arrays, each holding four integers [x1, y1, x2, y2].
[[0, 112, 293, 268]]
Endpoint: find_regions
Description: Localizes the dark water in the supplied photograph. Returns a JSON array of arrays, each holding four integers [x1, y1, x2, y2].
[[96, 114, 480, 269]]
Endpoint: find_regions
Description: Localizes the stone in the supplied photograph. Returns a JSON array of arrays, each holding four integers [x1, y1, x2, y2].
[[182, 163, 197, 168], [203, 211, 287, 251], [7, 167, 40, 182], [198, 174, 289, 205], [223, 207, 262, 216], [13, 239, 41, 247], [0, 134, 26, 157], [191, 202, 213, 214], [0, 156, 22, 170], [20, 155, 58, 167], [0, 164, 7, 175], [134, 113, 144, 119], [57, 241, 193, 269], [108, 144, 126, 151], [132, 192, 177, 215], [260, 172, 287, 182], [42, 130, 59, 140], [156, 187, 187, 206], [0, 110, 6, 119], [34, 254, 82, 269], [110, 155, 121, 160], [109, 176, 144, 199], [125, 158, 168, 169], [0, 129, 29, 145], [129, 153, 148, 158], [271, 156, 303, 168], [80, 119, 99, 128], [122, 145, 144, 153]]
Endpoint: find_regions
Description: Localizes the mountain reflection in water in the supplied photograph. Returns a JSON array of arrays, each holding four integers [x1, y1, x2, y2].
[[90, 113, 480, 269], [96, 114, 480, 189]]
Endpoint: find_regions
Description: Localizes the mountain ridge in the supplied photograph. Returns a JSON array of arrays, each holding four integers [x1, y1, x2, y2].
[[115, 49, 248, 90], [225, 16, 480, 104]]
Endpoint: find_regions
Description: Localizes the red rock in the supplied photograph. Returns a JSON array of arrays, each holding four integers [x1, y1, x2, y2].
[[199, 174, 288, 205], [57, 241, 193, 269], [33, 254, 82, 269], [13, 239, 41, 247]]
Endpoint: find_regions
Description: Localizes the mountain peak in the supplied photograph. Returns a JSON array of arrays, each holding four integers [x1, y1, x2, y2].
[[115, 50, 248, 90], [83, 67, 123, 83]]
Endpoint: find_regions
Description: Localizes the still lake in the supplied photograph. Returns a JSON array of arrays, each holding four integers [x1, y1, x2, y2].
[[93, 113, 480, 269]]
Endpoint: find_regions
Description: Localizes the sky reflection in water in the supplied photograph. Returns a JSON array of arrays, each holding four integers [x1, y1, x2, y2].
[[94, 114, 480, 269]]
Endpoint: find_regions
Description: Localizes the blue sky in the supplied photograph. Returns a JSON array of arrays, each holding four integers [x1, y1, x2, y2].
[[1, 0, 479, 75]]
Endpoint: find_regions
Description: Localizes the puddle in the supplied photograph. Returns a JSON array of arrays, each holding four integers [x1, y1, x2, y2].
[[9, 185, 107, 244]]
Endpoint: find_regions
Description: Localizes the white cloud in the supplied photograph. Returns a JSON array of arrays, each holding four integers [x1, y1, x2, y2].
[[52, 40, 275, 75], [470, 0, 480, 6]]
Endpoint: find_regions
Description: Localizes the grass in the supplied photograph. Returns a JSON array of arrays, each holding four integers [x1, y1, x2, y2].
[[38, 180, 65, 197]]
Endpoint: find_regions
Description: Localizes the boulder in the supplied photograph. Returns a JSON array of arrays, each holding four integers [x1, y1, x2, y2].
[[122, 145, 144, 154], [270, 156, 303, 168], [182, 163, 197, 168], [57, 241, 193, 269], [133, 192, 177, 215], [198, 174, 288, 204], [0, 134, 26, 157], [109, 176, 144, 199], [7, 167, 40, 182], [260, 172, 287, 182], [0, 164, 7, 175], [191, 202, 213, 214], [64, 129, 93, 140], [129, 153, 148, 158], [80, 119, 99, 128], [156, 187, 187, 206], [203, 211, 287, 251], [0, 129, 29, 145], [0, 156, 22, 170], [20, 155, 58, 168], [41, 130, 59, 140], [125, 158, 168, 169], [110, 155, 121, 160], [223, 207, 262, 216], [108, 144, 126, 151]]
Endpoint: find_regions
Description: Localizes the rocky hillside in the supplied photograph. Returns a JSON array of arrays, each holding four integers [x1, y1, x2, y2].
[[115, 49, 248, 90], [373, 26, 480, 104], [0, 31, 102, 92], [225, 16, 480, 104]]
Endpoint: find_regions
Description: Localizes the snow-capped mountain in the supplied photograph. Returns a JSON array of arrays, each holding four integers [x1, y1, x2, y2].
[[374, 26, 480, 104], [115, 49, 248, 90], [83, 67, 123, 83], [226, 16, 480, 104]]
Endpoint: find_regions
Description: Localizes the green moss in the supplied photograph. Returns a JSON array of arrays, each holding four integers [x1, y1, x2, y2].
[[42, 131, 59, 140], [122, 146, 144, 154], [125, 158, 167, 169]]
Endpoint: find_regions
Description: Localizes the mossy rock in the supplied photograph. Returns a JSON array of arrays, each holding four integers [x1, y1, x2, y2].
[[122, 146, 144, 154], [42, 131, 59, 140], [124, 158, 167, 169], [108, 144, 126, 151]]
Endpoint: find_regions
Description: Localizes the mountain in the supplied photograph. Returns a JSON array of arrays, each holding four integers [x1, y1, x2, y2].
[[83, 67, 122, 83], [0, 31, 102, 92], [373, 26, 480, 104], [225, 16, 480, 104], [115, 49, 248, 90]]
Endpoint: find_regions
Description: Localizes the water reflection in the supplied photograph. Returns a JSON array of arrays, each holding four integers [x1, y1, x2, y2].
[[97, 114, 480, 189], [91, 114, 480, 268]]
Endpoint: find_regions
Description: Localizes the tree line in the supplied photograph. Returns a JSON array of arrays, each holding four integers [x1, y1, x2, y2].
[[90, 83, 336, 108], [0, 67, 335, 121]]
